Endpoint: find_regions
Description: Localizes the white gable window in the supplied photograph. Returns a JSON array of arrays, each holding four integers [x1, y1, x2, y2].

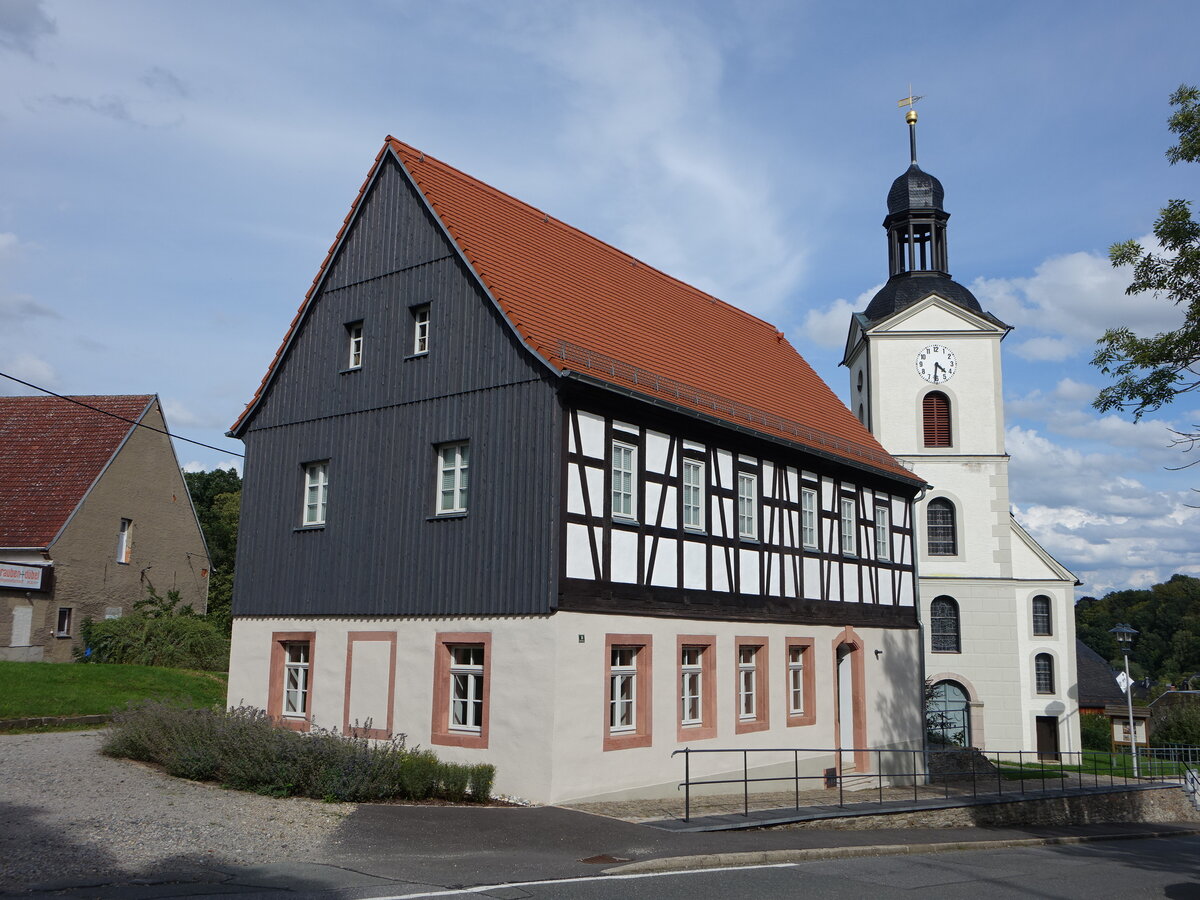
[[413, 305, 430, 355], [737, 472, 757, 540], [346, 321, 363, 369], [682, 459, 704, 530], [116, 518, 133, 564], [437, 442, 469, 514], [801, 487, 817, 549], [611, 440, 636, 519], [874, 505, 891, 561], [303, 462, 329, 526], [840, 497, 856, 556]]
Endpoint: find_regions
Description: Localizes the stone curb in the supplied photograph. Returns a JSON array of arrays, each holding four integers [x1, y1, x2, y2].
[[0, 714, 110, 731], [602, 827, 1200, 875]]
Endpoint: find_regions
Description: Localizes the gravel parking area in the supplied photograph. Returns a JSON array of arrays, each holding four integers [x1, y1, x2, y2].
[[0, 730, 353, 891]]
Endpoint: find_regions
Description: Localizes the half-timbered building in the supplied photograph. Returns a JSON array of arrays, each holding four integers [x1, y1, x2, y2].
[[226, 138, 927, 803]]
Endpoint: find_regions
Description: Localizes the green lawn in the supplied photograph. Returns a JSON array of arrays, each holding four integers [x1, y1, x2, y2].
[[0, 661, 227, 720], [996, 750, 1189, 780]]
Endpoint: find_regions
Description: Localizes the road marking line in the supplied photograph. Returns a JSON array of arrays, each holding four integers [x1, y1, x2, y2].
[[370, 862, 799, 898]]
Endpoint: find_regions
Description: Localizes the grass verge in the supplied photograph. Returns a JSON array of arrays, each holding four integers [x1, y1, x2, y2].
[[0, 660, 227, 720]]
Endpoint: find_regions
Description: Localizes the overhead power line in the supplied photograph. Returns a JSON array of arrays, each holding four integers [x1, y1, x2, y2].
[[0, 371, 245, 459]]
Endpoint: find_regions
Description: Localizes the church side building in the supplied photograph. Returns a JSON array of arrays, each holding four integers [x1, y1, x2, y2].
[[843, 111, 1081, 759], [226, 138, 928, 804]]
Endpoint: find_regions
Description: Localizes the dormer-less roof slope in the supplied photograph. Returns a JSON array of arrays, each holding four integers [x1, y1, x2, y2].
[[233, 139, 919, 485], [0, 395, 153, 549]]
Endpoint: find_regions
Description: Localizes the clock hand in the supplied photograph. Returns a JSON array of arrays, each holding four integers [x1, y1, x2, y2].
[[933, 361, 945, 382]]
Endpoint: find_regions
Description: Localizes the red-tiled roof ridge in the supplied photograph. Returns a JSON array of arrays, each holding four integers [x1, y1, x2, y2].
[[230, 139, 917, 485], [0, 394, 154, 549]]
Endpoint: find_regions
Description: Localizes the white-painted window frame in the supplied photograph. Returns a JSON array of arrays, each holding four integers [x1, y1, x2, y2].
[[413, 305, 430, 355], [682, 459, 705, 531], [116, 518, 133, 563], [680, 645, 703, 726], [840, 497, 856, 556], [347, 321, 363, 369], [437, 442, 469, 514], [738, 645, 758, 720], [609, 646, 638, 733], [449, 645, 485, 732], [303, 462, 329, 526], [611, 440, 636, 520], [283, 641, 310, 716], [874, 505, 890, 561], [55, 607, 72, 637], [788, 645, 806, 715], [801, 488, 817, 549], [737, 472, 757, 540]]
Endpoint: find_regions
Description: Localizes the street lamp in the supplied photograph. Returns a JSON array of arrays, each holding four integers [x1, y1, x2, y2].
[[1109, 623, 1140, 777]]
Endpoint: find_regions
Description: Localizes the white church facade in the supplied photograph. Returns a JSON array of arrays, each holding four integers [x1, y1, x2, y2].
[[843, 109, 1081, 759]]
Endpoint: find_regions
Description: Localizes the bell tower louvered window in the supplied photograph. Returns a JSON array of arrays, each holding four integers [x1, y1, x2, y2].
[[923, 391, 951, 447]]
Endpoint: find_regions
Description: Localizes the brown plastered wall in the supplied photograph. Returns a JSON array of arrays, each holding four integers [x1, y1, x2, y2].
[[34, 400, 210, 662]]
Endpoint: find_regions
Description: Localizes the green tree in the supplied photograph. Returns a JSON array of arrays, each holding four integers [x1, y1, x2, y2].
[[1093, 84, 1200, 462], [184, 467, 241, 633]]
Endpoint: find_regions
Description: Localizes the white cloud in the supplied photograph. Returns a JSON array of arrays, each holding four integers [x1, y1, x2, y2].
[[800, 287, 882, 348], [971, 237, 1185, 357], [181, 458, 242, 475]]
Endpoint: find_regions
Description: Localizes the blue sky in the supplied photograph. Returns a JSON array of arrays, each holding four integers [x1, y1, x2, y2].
[[1, 0, 1197, 597]]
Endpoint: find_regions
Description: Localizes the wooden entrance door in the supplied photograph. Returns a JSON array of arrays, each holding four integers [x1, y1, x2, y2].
[[1035, 715, 1060, 761]]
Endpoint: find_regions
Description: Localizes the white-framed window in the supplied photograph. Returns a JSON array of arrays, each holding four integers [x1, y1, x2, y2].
[[303, 462, 329, 526], [283, 641, 310, 716], [437, 442, 469, 514], [737, 472, 757, 540], [449, 645, 485, 732], [738, 645, 758, 720], [1032, 596, 1052, 636], [874, 505, 890, 561], [840, 497, 856, 556], [1035, 653, 1055, 694], [609, 646, 638, 733], [801, 487, 817, 549], [346, 321, 363, 369], [680, 645, 703, 726], [682, 459, 705, 530], [788, 645, 805, 715], [412, 305, 430, 355], [116, 518, 133, 563], [55, 607, 72, 637], [611, 440, 636, 519]]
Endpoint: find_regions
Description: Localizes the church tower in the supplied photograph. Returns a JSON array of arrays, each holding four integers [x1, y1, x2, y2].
[[843, 106, 1080, 758]]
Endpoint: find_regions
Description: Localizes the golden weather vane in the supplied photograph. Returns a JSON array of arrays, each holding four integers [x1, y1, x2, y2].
[[897, 85, 924, 164]]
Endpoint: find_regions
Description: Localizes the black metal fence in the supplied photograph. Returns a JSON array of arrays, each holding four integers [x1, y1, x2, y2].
[[671, 746, 1186, 822]]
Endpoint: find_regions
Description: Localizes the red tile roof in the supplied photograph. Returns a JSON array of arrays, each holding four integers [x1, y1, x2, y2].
[[233, 140, 917, 484], [0, 395, 153, 549]]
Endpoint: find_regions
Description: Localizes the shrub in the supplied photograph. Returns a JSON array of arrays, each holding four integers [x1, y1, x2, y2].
[[79, 614, 229, 671], [1080, 712, 1112, 751], [103, 702, 494, 803], [1150, 703, 1200, 746]]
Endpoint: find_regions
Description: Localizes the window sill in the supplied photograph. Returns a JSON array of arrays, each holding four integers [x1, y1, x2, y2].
[[931, 650, 961, 654], [54, 633, 71, 639], [611, 516, 640, 526], [602, 730, 652, 751], [682, 526, 707, 536], [339, 366, 362, 375], [294, 525, 326, 532], [429, 512, 468, 521], [739, 536, 760, 544], [404, 353, 429, 361], [115, 561, 129, 566]]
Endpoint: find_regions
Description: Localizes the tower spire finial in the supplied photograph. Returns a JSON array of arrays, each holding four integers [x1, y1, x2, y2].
[[897, 86, 924, 165]]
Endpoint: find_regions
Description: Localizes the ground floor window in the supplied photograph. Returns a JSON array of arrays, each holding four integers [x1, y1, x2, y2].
[[268, 632, 316, 731], [604, 633, 652, 750], [676, 635, 716, 741], [55, 607, 72, 637], [734, 638, 769, 734], [926, 680, 971, 747], [432, 632, 492, 748], [283, 642, 310, 716], [785, 638, 816, 726]]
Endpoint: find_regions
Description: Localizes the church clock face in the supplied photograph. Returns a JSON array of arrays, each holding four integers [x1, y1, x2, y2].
[[915, 344, 957, 384]]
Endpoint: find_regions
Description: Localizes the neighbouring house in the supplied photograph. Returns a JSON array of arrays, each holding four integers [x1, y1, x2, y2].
[[0, 395, 210, 662], [1076, 639, 1136, 750], [225, 137, 928, 804], [842, 110, 1081, 760]]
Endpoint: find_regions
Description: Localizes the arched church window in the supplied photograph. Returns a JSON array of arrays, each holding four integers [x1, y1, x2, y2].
[[930, 596, 960, 653], [1032, 596, 1052, 636], [1035, 653, 1055, 694], [926, 680, 971, 747], [927, 498, 957, 556], [923, 391, 952, 447]]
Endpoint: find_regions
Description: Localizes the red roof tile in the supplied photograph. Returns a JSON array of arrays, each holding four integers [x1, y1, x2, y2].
[[233, 140, 917, 484], [0, 395, 153, 549]]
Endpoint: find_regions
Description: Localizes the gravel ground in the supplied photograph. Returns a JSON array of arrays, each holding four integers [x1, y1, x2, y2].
[[0, 730, 353, 891]]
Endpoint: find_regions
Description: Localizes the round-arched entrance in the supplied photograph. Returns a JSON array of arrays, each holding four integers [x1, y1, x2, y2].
[[927, 680, 971, 747]]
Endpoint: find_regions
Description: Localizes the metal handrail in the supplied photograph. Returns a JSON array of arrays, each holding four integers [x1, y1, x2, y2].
[[671, 746, 1184, 822]]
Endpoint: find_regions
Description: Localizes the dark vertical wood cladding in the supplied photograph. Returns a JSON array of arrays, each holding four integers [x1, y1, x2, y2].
[[247, 157, 545, 432], [234, 155, 562, 618]]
